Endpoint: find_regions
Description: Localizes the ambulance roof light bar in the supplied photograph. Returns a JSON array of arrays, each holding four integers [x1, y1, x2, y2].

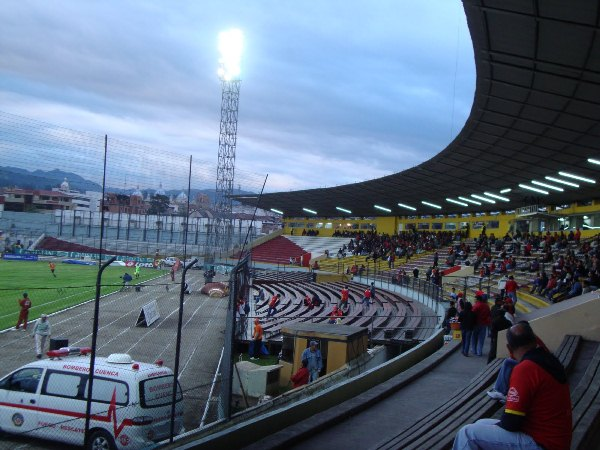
[[47, 346, 92, 359]]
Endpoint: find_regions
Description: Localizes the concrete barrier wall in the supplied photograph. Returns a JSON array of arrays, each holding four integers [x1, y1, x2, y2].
[[167, 329, 445, 449], [497, 292, 600, 358]]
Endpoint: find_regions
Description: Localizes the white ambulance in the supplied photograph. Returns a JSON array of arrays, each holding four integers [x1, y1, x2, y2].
[[0, 347, 184, 450]]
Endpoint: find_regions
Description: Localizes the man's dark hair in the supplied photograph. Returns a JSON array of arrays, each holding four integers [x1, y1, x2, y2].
[[506, 322, 536, 350]]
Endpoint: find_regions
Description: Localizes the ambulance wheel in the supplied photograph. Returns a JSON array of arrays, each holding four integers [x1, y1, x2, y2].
[[87, 429, 116, 450]]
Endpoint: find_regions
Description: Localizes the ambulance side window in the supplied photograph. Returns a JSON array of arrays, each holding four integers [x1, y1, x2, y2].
[[83, 378, 129, 406], [43, 371, 84, 399], [0, 368, 43, 393]]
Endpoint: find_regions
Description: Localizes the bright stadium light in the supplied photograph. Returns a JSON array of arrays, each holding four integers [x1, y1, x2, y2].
[[483, 192, 510, 201], [519, 184, 549, 195], [531, 180, 563, 192], [336, 206, 352, 214], [458, 196, 481, 205], [589, 158, 600, 166], [270, 208, 283, 215], [421, 201, 442, 209], [558, 171, 596, 184], [218, 29, 243, 81], [471, 194, 495, 204], [302, 208, 317, 215], [446, 198, 469, 207], [397, 202, 416, 211], [500, 188, 511, 194], [374, 205, 392, 213], [544, 176, 579, 188]]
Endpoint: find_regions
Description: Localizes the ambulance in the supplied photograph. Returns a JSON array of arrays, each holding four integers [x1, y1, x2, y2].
[[0, 347, 184, 450]]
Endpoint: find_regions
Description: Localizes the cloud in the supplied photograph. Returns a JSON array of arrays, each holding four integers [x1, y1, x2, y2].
[[0, 0, 475, 194]]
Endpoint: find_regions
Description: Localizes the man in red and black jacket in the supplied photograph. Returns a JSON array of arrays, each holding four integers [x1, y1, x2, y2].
[[453, 322, 572, 450]]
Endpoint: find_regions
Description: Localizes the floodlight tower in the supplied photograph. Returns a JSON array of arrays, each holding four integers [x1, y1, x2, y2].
[[208, 29, 243, 257]]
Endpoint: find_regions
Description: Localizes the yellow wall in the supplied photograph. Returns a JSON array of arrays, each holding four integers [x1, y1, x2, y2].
[[283, 202, 600, 240]]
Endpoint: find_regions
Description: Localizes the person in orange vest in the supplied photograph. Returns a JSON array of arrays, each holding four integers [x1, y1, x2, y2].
[[49, 262, 56, 277], [250, 318, 263, 360], [16, 292, 32, 331]]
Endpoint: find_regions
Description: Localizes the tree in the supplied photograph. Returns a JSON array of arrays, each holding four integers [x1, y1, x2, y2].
[[147, 194, 170, 215]]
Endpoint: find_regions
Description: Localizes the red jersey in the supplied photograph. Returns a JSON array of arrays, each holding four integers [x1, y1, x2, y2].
[[291, 367, 309, 388], [341, 289, 349, 302], [505, 279, 518, 293], [504, 355, 571, 450], [364, 289, 371, 299], [472, 300, 491, 326], [19, 298, 32, 311]]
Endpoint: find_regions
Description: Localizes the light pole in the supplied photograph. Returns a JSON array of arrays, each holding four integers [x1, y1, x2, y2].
[[207, 29, 243, 260]]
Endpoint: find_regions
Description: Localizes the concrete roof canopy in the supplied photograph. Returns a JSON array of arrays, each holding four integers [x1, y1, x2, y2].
[[235, 0, 600, 218]]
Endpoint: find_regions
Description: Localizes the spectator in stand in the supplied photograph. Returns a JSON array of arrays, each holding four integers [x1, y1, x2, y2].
[[303, 293, 312, 308], [340, 286, 349, 308], [458, 323, 572, 450], [540, 272, 557, 297], [361, 287, 372, 313], [443, 301, 458, 334], [505, 275, 519, 305], [369, 282, 376, 302], [254, 288, 265, 304], [328, 305, 343, 324], [290, 359, 309, 388], [267, 294, 280, 318], [413, 266, 419, 279], [311, 293, 322, 308], [312, 260, 320, 271], [459, 302, 476, 357], [471, 291, 491, 357], [566, 276, 583, 299]]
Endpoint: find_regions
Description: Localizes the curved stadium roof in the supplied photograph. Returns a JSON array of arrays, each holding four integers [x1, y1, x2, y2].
[[235, 0, 600, 218]]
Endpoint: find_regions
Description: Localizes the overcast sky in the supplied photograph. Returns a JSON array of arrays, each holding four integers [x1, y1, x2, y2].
[[0, 1, 475, 193]]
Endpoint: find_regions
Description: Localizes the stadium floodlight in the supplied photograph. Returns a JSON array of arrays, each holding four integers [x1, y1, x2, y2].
[[374, 205, 392, 213], [270, 208, 283, 215], [519, 184, 548, 195], [421, 201, 441, 209], [471, 194, 495, 204], [558, 171, 596, 184], [458, 196, 481, 205], [446, 198, 469, 207], [397, 202, 416, 210], [218, 29, 243, 81], [483, 192, 510, 201], [302, 208, 317, 215], [544, 176, 579, 188], [500, 188, 511, 194], [336, 206, 352, 214], [589, 158, 600, 166], [531, 180, 563, 192]]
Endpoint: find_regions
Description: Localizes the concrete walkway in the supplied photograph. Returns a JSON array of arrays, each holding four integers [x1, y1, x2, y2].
[[246, 338, 491, 450]]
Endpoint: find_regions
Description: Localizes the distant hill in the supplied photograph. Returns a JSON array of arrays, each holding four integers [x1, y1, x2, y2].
[[0, 166, 102, 192]]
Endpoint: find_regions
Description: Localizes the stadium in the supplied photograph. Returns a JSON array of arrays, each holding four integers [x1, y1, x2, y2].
[[1, 1, 600, 450]]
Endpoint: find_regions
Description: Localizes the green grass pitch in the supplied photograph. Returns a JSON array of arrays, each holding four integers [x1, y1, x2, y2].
[[0, 260, 166, 331]]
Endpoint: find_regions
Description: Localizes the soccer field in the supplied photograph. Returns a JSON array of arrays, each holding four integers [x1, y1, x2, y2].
[[0, 259, 166, 331]]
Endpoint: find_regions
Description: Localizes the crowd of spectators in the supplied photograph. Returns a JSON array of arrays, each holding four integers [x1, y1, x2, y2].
[[341, 230, 458, 263], [470, 229, 599, 303]]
